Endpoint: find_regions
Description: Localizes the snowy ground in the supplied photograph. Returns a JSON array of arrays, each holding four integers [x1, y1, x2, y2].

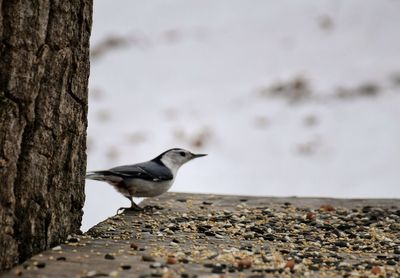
[[82, 0, 400, 231]]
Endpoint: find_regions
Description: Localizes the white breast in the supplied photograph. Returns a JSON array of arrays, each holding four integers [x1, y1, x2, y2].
[[124, 178, 175, 197]]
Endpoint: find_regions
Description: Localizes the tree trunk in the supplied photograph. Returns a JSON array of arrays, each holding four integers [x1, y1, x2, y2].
[[0, 0, 92, 270]]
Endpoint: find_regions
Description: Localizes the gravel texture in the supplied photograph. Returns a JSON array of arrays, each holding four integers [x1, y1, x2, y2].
[[3, 193, 400, 277]]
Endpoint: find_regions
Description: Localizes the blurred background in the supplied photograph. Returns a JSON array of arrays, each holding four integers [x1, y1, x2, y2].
[[83, 0, 400, 231]]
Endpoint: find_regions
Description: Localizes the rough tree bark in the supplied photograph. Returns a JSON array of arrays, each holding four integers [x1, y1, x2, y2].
[[0, 0, 92, 270]]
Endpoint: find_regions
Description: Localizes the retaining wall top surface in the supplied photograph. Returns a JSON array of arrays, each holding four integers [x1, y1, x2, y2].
[[3, 193, 400, 277]]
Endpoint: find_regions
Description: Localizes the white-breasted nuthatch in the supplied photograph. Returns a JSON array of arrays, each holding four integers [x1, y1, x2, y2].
[[86, 148, 207, 211]]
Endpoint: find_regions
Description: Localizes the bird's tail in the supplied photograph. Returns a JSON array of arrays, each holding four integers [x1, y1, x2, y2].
[[85, 171, 122, 183], [85, 171, 105, 181]]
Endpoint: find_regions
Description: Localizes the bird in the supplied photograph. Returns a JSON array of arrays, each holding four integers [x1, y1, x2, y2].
[[86, 148, 207, 212]]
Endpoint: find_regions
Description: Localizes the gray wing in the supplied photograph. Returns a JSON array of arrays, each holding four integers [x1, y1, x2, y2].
[[107, 161, 173, 182]]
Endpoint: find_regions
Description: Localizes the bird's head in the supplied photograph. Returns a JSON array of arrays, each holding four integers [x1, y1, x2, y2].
[[157, 148, 207, 171]]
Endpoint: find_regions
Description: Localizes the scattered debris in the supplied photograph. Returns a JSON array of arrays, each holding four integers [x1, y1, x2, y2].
[[259, 76, 312, 104], [303, 115, 318, 127], [125, 132, 147, 144], [258, 77, 385, 105], [390, 72, 400, 87], [335, 82, 380, 99], [91, 28, 207, 60], [296, 137, 321, 155], [162, 29, 182, 44], [254, 116, 269, 129], [91, 36, 131, 59], [163, 108, 179, 121], [317, 15, 334, 31], [91, 33, 150, 60], [190, 127, 213, 149], [358, 83, 380, 96], [105, 146, 119, 161], [96, 110, 111, 122], [172, 126, 213, 149], [89, 88, 104, 101]]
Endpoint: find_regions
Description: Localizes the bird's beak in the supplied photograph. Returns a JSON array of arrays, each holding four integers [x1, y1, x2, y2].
[[192, 153, 207, 159]]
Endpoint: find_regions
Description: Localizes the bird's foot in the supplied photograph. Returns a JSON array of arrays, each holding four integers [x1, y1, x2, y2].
[[115, 204, 164, 215], [116, 205, 143, 215]]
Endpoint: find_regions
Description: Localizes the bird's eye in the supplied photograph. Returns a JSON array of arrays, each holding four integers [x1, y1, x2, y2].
[[179, 151, 186, 157]]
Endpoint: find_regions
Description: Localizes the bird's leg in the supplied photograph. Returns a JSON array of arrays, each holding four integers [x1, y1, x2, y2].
[[116, 196, 143, 214], [129, 198, 143, 211]]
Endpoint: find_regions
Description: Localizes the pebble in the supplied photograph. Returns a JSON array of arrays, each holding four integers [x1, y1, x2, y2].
[[334, 241, 349, 248], [86, 270, 108, 277], [104, 253, 115, 260], [109, 271, 119, 277], [263, 234, 275, 241], [312, 257, 323, 264], [150, 262, 162, 268], [211, 267, 224, 274], [149, 272, 163, 277], [389, 223, 400, 231], [320, 204, 335, 212], [306, 212, 316, 221], [238, 258, 252, 269], [130, 242, 139, 250], [244, 232, 255, 239], [285, 259, 295, 270], [142, 255, 156, 262], [164, 228, 174, 235], [67, 236, 80, 243], [204, 231, 215, 236], [179, 258, 190, 264], [166, 256, 177, 264], [207, 253, 218, 260], [86, 270, 97, 277], [371, 265, 381, 275], [120, 264, 131, 270], [13, 269, 23, 276], [35, 261, 46, 268]]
